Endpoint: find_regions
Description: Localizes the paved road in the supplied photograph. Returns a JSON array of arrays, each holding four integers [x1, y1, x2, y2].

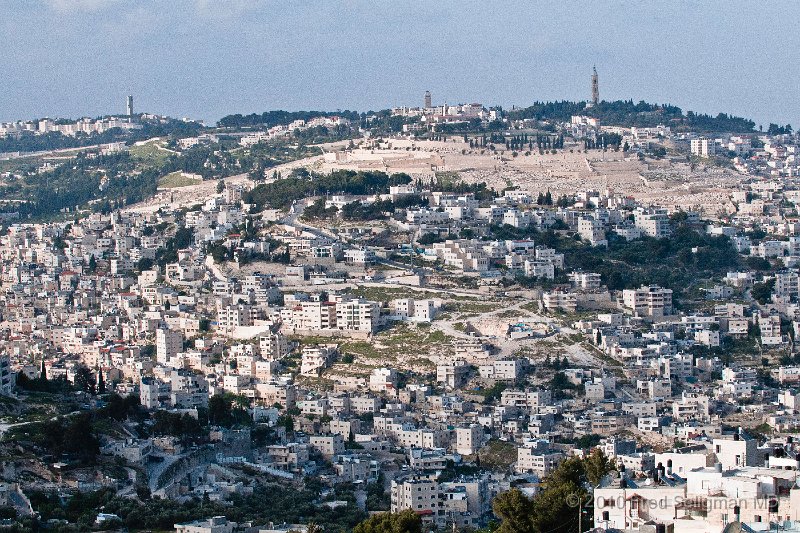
[[0, 144, 104, 161], [0, 410, 82, 438], [281, 198, 339, 241]]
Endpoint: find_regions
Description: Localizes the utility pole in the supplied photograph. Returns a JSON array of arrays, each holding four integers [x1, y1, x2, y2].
[[578, 497, 582, 533]]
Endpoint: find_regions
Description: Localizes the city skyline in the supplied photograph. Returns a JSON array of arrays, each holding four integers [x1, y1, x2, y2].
[[1, 1, 799, 128], [5, 3, 800, 531]]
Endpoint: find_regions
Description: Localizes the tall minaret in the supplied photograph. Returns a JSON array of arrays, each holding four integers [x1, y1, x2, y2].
[[424, 90, 432, 109], [591, 67, 599, 105]]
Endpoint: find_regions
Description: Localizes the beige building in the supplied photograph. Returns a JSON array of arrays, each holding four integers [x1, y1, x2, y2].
[[156, 328, 183, 364], [516, 447, 565, 476], [595, 466, 800, 532], [622, 285, 673, 318], [309, 434, 345, 458], [542, 290, 577, 313], [454, 424, 483, 456], [174, 516, 234, 533]]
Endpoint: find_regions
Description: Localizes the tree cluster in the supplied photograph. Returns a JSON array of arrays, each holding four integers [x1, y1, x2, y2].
[[244, 170, 413, 210], [507, 99, 755, 133], [492, 451, 614, 533], [767, 123, 794, 136], [218, 110, 360, 129]]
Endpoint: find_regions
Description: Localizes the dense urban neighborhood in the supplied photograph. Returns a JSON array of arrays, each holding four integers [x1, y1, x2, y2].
[[2, 77, 800, 533]]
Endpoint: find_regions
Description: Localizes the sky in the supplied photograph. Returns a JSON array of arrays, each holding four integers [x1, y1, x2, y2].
[[1, 0, 799, 128]]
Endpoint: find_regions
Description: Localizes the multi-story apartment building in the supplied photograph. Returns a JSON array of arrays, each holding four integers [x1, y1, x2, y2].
[[350, 395, 381, 414], [672, 392, 711, 422], [254, 381, 296, 409], [690, 136, 716, 157], [258, 332, 289, 361], [392, 427, 448, 449], [369, 367, 398, 393], [622, 285, 673, 318], [391, 476, 480, 529], [335, 298, 379, 333], [436, 359, 469, 389], [391, 476, 440, 516], [431, 240, 489, 273], [634, 208, 671, 238], [578, 217, 607, 246], [516, 447, 565, 476], [636, 378, 672, 399], [266, 443, 309, 471], [390, 298, 437, 322], [300, 345, 337, 376], [570, 271, 602, 290], [308, 434, 345, 458], [542, 290, 577, 313], [454, 424, 484, 456], [478, 359, 522, 382], [156, 328, 183, 364], [216, 303, 253, 332], [0, 356, 15, 396], [293, 301, 337, 331]]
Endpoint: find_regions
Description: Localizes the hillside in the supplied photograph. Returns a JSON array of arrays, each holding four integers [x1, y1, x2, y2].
[[506, 99, 756, 133]]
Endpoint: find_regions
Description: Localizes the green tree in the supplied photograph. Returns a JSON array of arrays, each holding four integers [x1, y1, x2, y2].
[[277, 415, 294, 433], [492, 489, 535, 533], [492, 455, 606, 533], [62, 413, 100, 463], [550, 372, 574, 399], [208, 394, 232, 426], [752, 279, 775, 305], [352, 510, 421, 533], [583, 449, 615, 487], [73, 364, 95, 394]]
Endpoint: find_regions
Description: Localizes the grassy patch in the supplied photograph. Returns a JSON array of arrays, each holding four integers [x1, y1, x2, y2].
[[477, 439, 517, 471], [449, 301, 500, 314], [406, 357, 436, 370], [311, 324, 457, 373], [340, 341, 383, 360], [434, 171, 461, 186], [158, 171, 201, 188], [130, 141, 171, 165], [348, 286, 438, 303]]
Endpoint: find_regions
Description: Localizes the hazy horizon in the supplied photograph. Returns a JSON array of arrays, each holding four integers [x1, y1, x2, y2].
[[2, 1, 799, 129]]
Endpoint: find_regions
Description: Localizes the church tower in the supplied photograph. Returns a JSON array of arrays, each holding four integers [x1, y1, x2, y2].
[[591, 67, 599, 105]]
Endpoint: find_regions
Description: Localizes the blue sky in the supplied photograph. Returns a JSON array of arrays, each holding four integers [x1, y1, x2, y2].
[[1, 1, 798, 128]]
